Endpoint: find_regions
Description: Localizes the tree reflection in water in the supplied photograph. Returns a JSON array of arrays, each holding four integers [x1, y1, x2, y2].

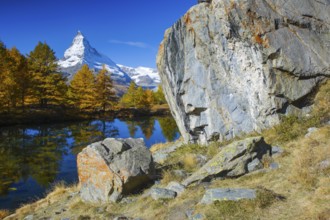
[[0, 116, 179, 210]]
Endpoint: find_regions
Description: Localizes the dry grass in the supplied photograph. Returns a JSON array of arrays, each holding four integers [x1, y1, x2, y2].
[[289, 126, 330, 189], [0, 210, 10, 219], [6, 80, 329, 219], [150, 140, 178, 153], [199, 125, 330, 220], [183, 154, 199, 172], [7, 126, 330, 220], [196, 188, 284, 220], [160, 169, 184, 185]]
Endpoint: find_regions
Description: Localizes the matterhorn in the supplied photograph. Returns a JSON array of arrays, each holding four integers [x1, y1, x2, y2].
[[57, 31, 131, 86]]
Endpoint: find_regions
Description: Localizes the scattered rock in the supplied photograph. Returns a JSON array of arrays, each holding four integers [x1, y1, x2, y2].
[[190, 214, 204, 220], [182, 137, 271, 186], [150, 188, 177, 200], [152, 141, 183, 164], [247, 158, 263, 172], [173, 169, 188, 179], [319, 159, 330, 170], [201, 188, 257, 204], [269, 162, 280, 170], [23, 215, 34, 220], [120, 197, 137, 204], [271, 146, 284, 157], [305, 127, 319, 137], [77, 138, 155, 203], [185, 209, 194, 219], [113, 217, 133, 220], [166, 181, 186, 196], [195, 154, 208, 167]]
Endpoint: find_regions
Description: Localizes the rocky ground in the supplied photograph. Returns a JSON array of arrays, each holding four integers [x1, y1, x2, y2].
[[3, 120, 329, 220]]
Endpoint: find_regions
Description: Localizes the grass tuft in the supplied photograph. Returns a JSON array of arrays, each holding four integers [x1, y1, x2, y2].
[[0, 210, 10, 219], [201, 188, 284, 220]]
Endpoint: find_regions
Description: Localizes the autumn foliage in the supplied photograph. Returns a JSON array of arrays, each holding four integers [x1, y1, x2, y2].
[[0, 40, 167, 114]]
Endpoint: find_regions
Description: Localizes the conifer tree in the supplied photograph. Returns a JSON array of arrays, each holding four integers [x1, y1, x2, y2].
[[69, 64, 96, 111], [120, 81, 138, 108], [95, 65, 116, 111], [28, 42, 66, 107], [136, 87, 150, 109], [0, 42, 10, 110], [154, 85, 166, 104], [7, 47, 30, 108]]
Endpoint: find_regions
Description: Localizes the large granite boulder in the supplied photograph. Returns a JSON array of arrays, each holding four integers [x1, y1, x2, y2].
[[77, 138, 155, 203], [182, 136, 271, 186], [157, 0, 330, 144]]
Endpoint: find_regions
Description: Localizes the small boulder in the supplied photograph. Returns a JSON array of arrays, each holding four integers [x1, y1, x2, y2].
[[166, 181, 186, 196], [305, 127, 319, 137], [23, 215, 34, 220], [247, 158, 263, 172], [190, 214, 204, 220], [271, 146, 283, 157], [319, 159, 330, 170], [200, 188, 256, 204], [269, 162, 280, 170], [152, 141, 183, 164], [173, 169, 189, 179], [182, 137, 271, 186], [77, 138, 155, 203], [150, 188, 177, 200]]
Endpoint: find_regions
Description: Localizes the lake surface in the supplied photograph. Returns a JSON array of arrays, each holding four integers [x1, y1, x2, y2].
[[0, 116, 180, 210]]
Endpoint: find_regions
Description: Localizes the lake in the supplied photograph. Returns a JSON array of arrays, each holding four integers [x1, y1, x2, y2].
[[0, 116, 180, 210]]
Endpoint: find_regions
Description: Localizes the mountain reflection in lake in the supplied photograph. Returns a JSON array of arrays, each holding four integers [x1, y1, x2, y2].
[[0, 116, 180, 210]]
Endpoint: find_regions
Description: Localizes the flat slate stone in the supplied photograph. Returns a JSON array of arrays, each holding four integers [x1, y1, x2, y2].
[[201, 188, 256, 204], [166, 181, 186, 196], [150, 188, 177, 200]]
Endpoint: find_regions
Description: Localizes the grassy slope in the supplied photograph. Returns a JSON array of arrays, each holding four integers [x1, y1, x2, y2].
[[2, 81, 329, 220]]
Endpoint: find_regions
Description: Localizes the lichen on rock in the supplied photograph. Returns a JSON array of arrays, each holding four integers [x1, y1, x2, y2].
[[77, 138, 155, 203], [157, 0, 330, 144]]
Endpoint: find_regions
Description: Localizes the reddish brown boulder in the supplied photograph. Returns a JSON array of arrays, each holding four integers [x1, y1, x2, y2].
[[77, 138, 155, 203]]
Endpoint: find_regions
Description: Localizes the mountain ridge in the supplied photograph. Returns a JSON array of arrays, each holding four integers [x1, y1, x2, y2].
[[57, 31, 160, 90]]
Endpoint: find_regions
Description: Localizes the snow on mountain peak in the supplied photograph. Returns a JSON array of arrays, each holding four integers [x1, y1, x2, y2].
[[117, 64, 160, 89], [63, 31, 101, 61], [58, 32, 130, 85], [57, 32, 160, 91]]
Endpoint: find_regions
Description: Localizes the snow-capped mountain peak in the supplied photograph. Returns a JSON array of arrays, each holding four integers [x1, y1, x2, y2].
[[58, 31, 130, 85], [63, 31, 98, 60]]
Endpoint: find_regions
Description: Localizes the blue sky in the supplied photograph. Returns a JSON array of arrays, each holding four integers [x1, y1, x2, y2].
[[0, 0, 196, 68]]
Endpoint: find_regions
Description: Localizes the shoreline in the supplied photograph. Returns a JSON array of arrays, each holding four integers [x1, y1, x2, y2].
[[0, 105, 171, 127]]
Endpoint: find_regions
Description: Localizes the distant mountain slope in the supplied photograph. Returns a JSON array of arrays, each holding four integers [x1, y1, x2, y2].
[[117, 64, 160, 89], [57, 31, 131, 86]]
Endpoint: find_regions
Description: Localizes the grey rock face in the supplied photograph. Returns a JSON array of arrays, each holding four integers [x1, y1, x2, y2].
[[201, 188, 257, 204], [77, 138, 155, 203], [150, 188, 177, 200], [157, 0, 330, 144], [166, 181, 186, 196], [182, 137, 271, 186], [152, 141, 183, 164], [247, 158, 263, 172], [271, 146, 283, 157]]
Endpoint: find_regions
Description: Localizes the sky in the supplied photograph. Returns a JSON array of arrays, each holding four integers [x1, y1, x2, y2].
[[0, 0, 197, 68]]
